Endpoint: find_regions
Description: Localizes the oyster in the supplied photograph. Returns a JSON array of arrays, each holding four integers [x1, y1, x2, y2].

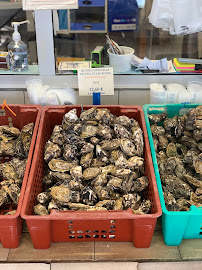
[[120, 139, 137, 157], [114, 124, 130, 138], [20, 123, 34, 156], [111, 168, 131, 178], [193, 129, 202, 142], [163, 116, 177, 131], [107, 177, 123, 192], [0, 126, 20, 137], [37, 192, 50, 204], [110, 150, 124, 164], [158, 135, 168, 150], [153, 136, 159, 151], [97, 124, 113, 140], [11, 158, 27, 179], [100, 139, 120, 151], [44, 141, 61, 163], [67, 203, 90, 211], [131, 126, 144, 157], [183, 174, 202, 189], [80, 142, 94, 154], [81, 125, 98, 138], [4, 210, 17, 215], [123, 193, 141, 210], [150, 124, 165, 136], [3, 184, 20, 204], [50, 184, 78, 205], [90, 136, 100, 145], [0, 140, 15, 156], [86, 206, 107, 211], [94, 186, 110, 200], [70, 166, 83, 181], [80, 152, 94, 169], [166, 142, 177, 157], [48, 200, 60, 212], [91, 158, 106, 167], [128, 156, 144, 174], [82, 187, 97, 205], [194, 153, 202, 175], [63, 109, 78, 123], [175, 116, 185, 139], [1, 162, 21, 185], [176, 198, 191, 211], [93, 172, 108, 186], [80, 107, 97, 121], [132, 176, 149, 192], [34, 204, 49, 215], [101, 165, 116, 174], [132, 199, 151, 215], [195, 105, 202, 129], [96, 145, 109, 163], [0, 188, 9, 207], [83, 167, 100, 180], [195, 188, 202, 196], [190, 192, 202, 204], [148, 113, 167, 124], [163, 188, 179, 211], [63, 144, 78, 160], [185, 108, 196, 131], [114, 197, 123, 210], [95, 200, 115, 210], [48, 159, 76, 172]]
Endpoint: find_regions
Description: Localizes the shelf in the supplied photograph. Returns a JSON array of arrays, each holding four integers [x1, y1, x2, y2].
[[0, 1, 22, 10]]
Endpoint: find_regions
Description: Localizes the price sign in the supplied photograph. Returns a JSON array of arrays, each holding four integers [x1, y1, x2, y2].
[[78, 68, 114, 96], [23, 0, 78, 10]]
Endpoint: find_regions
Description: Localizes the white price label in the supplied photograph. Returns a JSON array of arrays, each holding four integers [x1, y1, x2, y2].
[[78, 68, 114, 96], [23, 0, 78, 10]]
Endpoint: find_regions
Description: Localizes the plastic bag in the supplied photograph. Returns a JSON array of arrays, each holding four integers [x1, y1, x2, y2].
[[149, 0, 202, 35]]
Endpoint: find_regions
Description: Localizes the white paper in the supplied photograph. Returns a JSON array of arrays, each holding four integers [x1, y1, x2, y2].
[[23, 0, 78, 10], [78, 68, 114, 96], [59, 61, 91, 71]]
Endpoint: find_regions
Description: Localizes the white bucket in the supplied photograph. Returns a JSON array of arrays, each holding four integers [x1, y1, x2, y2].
[[108, 46, 134, 72]]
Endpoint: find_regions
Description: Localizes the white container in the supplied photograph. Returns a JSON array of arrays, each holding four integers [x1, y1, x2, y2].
[[187, 82, 202, 103], [108, 46, 134, 72], [166, 83, 185, 103], [150, 83, 167, 104]]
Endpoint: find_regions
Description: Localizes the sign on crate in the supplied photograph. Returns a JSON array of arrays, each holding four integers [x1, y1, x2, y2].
[[23, 0, 78, 10]]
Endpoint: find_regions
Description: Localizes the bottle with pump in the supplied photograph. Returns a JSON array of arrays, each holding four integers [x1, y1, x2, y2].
[[8, 20, 30, 72]]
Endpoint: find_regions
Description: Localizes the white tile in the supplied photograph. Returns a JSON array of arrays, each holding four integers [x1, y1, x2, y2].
[[0, 263, 50, 270], [76, 91, 119, 105], [0, 243, 9, 261], [0, 91, 24, 104], [119, 90, 150, 106], [52, 262, 138, 270], [138, 262, 202, 270]]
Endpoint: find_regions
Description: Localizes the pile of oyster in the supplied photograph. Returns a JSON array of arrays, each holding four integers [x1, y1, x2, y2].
[[34, 107, 151, 215], [149, 105, 202, 211], [0, 123, 34, 214]]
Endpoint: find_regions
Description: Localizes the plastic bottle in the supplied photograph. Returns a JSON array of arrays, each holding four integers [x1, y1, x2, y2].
[[150, 83, 167, 104], [8, 20, 30, 72]]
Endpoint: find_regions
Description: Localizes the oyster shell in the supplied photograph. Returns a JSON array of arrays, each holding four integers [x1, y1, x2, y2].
[[132, 176, 149, 192], [48, 159, 75, 172], [63, 144, 78, 160], [132, 199, 151, 215], [163, 116, 177, 131], [0, 140, 15, 156], [44, 141, 61, 163], [158, 135, 169, 150], [82, 187, 97, 205], [185, 108, 196, 131], [93, 172, 108, 187], [96, 145, 109, 163], [114, 197, 123, 210], [3, 184, 20, 204], [81, 125, 98, 138], [34, 204, 49, 215], [48, 200, 60, 212], [195, 188, 202, 196], [80, 107, 97, 121], [37, 192, 50, 204], [163, 188, 179, 211], [70, 166, 83, 181], [83, 167, 100, 180], [131, 126, 144, 157], [166, 142, 177, 157], [80, 142, 94, 154], [150, 124, 165, 136], [114, 124, 130, 138], [107, 177, 123, 192], [94, 186, 110, 200], [123, 193, 141, 210], [120, 139, 137, 157], [20, 123, 34, 157], [4, 210, 17, 215], [148, 113, 167, 124], [97, 124, 113, 140], [0, 126, 20, 137], [95, 200, 115, 210], [63, 109, 78, 123], [67, 203, 90, 211], [86, 206, 107, 211], [194, 153, 202, 175], [183, 174, 202, 189], [100, 139, 120, 151], [80, 152, 94, 169], [195, 105, 202, 129]]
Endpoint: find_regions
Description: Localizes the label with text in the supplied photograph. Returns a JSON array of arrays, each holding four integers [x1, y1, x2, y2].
[[23, 0, 78, 10], [78, 68, 114, 96]]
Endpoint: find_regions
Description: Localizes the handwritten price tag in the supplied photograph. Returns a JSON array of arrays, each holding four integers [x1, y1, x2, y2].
[[78, 68, 114, 96]]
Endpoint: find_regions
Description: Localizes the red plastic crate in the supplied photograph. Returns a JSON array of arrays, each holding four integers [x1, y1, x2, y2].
[[0, 104, 41, 248], [21, 105, 161, 249]]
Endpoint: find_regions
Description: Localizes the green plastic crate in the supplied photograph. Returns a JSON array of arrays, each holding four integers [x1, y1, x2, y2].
[[143, 103, 202, 246]]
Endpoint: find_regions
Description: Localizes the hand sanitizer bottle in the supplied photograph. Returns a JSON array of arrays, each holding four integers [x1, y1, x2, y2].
[[8, 20, 30, 72]]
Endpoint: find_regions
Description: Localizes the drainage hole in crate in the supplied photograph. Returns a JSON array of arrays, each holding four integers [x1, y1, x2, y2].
[[77, 235, 83, 239], [69, 235, 75, 239], [109, 235, 115, 239], [109, 230, 115, 233], [77, 230, 83, 233], [93, 235, 99, 238], [69, 231, 75, 234], [85, 230, 91, 233], [101, 235, 107, 238], [69, 225, 73, 229], [110, 220, 116, 224], [110, 225, 115, 229], [101, 230, 107, 233], [85, 235, 91, 239], [68, 221, 73, 224], [93, 230, 99, 233]]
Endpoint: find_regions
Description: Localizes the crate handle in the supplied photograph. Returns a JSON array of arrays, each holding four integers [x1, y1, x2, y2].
[[120, 108, 138, 114]]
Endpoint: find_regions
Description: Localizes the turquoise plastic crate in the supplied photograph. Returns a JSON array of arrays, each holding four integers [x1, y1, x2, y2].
[[143, 103, 202, 246]]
